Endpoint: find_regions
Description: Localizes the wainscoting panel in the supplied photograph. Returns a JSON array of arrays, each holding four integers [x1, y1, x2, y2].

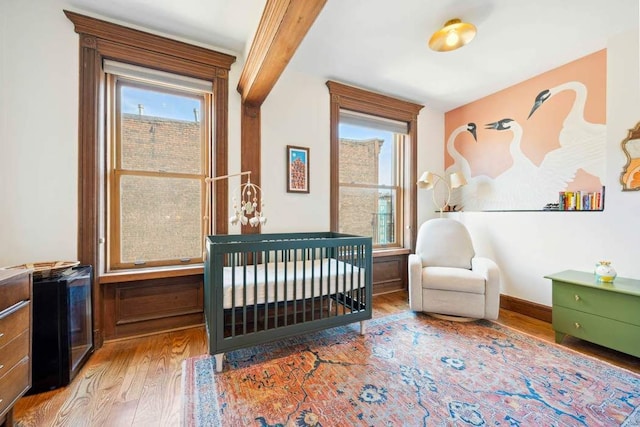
[[103, 274, 204, 340], [372, 254, 408, 295]]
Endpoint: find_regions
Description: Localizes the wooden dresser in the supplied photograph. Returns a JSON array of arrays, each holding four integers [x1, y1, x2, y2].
[[0, 270, 32, 427], [546, 270, 640, 358]]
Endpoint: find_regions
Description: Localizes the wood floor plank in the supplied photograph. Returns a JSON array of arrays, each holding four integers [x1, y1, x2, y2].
[[131, 331, 189, 426], [14, 291, 639, 426]]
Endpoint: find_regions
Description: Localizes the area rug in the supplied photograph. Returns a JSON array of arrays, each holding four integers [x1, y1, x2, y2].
[[182, 312, 640, 426]]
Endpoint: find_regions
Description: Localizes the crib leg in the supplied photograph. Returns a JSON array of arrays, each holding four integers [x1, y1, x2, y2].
[[214, 353, 224, 373], [359, 320, 366, 335]]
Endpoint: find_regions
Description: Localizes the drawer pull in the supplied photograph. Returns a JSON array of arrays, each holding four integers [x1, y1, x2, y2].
[[0, 333, 3, 338], [0, 364, 3, 370], [574, 294, 580, 301], [574, 322, 581, 329]]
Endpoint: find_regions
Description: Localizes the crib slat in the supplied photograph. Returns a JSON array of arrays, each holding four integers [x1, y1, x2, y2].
[[283, 249, 288, 327], [302, 248, 306, 323], [311, 247, 315, 321], [293, 249, 298, 324], [264, 250, 270, 331], [253, 250, 258, 334], [320, 247, 325, 319], [274, 250, 279, 329], [331, 249, 336, 316], [231, 253, 236, 338], [242, 252, 247, 336]]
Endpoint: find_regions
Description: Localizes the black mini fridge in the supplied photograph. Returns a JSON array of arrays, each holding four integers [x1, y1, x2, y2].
[[28, 265, 94, 394]]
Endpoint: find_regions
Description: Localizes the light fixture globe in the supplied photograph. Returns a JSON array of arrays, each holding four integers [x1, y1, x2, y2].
[[429, 18, 477, 52]]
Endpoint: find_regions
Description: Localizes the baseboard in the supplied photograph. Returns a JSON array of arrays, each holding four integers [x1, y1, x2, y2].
[[500, 294, 552, 323]]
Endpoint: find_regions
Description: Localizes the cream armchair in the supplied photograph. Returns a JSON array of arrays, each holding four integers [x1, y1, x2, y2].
[[408, 218, 500, 320]]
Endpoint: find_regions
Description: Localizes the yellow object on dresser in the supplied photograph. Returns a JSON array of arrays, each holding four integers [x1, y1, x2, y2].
[[0, 269, 32, 427]]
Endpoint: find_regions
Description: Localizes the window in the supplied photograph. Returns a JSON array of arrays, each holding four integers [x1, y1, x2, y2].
[[107, 72, 211, 269], [327, 81, 423, 250], [338, 111, 408, 247]]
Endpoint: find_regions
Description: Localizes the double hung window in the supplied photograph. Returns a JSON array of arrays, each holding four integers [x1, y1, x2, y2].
[[338, 111, 408, 247], [106, 62, 212, 270]]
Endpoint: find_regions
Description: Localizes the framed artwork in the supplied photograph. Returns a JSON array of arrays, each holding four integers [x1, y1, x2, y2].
[[287, 145, 310, 193]]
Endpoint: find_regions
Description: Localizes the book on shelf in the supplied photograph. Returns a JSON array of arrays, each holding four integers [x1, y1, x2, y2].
[[557, 187, 604, 211]]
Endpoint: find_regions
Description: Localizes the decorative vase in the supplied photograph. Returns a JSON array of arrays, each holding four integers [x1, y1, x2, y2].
[[595, 261, 617, 283]]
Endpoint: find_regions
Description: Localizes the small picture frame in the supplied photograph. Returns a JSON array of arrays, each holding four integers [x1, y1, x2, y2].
[[286, 145, 310, 193]]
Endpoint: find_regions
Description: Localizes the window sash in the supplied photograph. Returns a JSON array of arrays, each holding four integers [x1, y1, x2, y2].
[[107, 74, 211, 270], [338, 183, 402, 248], [114, 78, 207, 175]]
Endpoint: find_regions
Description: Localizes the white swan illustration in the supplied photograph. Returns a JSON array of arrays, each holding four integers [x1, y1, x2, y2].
[[482, 118, 570, 210], [481, 118, 537, 209], [528, 81, 606, 181], [443, 122, 495, 211], [445, 122, 476, 178], [444, 123, 481, 210]]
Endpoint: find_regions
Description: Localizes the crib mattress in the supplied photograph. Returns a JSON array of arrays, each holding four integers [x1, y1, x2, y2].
[[220, 258, 365, 309]]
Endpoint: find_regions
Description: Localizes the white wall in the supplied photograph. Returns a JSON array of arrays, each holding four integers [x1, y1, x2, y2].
[[1, 0, 79, 265], [416, 107, 445, 228], [260, 68, 330, 233], [2, 2, 638, 310]]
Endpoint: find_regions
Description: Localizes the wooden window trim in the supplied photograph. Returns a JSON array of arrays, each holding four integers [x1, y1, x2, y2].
[[65, 10, 236, 345], [326, 81, 423, 251]]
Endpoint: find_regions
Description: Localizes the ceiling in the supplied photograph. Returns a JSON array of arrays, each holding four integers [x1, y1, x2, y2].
[[68, 0, 637, 112]]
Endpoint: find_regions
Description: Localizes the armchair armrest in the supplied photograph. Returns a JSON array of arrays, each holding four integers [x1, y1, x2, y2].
[[472, 257, 501, 320], [408, 254, 423, 312]]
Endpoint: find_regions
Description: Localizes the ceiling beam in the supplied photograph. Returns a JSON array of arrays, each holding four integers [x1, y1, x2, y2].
[[237, 0, 326, 106]]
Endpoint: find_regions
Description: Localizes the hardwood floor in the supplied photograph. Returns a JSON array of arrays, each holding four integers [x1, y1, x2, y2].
[[14, 291, 639, 426]]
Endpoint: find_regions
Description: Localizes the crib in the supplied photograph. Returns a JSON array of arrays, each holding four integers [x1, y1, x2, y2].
[[204, 232, 372, 372]]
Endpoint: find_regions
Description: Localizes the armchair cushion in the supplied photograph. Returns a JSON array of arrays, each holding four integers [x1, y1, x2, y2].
[[422, 267, 485, 293], [415, 218, 475, 269]]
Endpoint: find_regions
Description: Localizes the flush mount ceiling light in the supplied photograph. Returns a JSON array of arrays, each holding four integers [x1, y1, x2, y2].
[[429, 18, 477, 52]]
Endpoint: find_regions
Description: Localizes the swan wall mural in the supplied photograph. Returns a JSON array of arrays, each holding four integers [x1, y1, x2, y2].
[[444, 49, 606, 211]]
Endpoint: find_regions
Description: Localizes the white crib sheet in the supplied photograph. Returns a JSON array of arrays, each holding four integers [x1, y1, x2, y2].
[[220, 258, 365, 309]]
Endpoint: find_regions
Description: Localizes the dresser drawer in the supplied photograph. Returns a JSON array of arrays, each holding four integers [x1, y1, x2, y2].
[[0, 272, 30, 312], [553, 306, 640, 358], [0, 302, 30, 348], [552, 282, 640, 325], [0, 329, 29, 379], [0, 357, 30, 416]]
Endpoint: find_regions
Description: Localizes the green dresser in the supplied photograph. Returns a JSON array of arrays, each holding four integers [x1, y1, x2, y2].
[[545, 270, 640, 358]]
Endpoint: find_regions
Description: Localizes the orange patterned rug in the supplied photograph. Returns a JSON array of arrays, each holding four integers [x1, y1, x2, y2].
[[182, 311, 640, 426]]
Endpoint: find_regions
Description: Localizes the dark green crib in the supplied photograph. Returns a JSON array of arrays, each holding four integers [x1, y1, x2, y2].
[[204, 232, 372, 372]]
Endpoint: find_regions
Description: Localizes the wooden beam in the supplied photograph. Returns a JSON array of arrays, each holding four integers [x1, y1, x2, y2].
[[237, 0, 327, 106], [241, 104, 261, 235]]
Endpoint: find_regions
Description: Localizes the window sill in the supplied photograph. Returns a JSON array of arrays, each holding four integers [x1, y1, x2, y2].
[[99, 250, 410, 283], [100, 264, 204, 284], [373, 248, 411, 258]]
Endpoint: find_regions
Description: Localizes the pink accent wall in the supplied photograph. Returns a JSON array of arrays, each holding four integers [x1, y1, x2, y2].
[[444, 49, 606, 191]]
